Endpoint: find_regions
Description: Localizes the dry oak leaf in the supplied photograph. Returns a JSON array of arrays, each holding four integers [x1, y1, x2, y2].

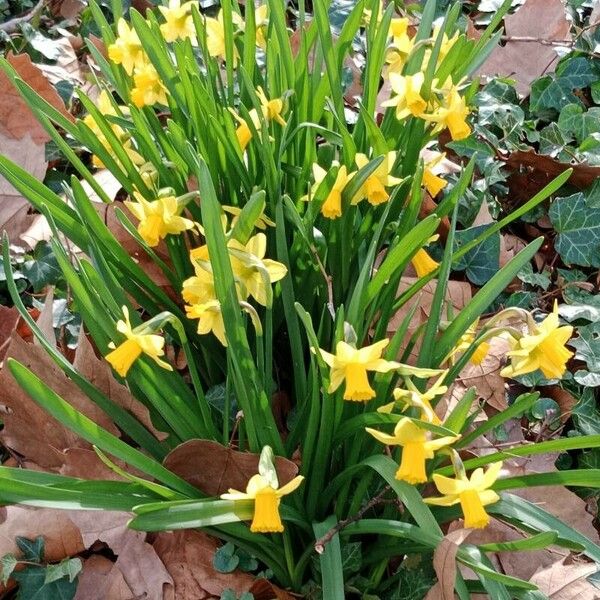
[[0, 52, 73, 143], [458, 336, 511, 412], [424, 529, 471, 600], [74, 555, 135, 600], [153, 530, 292, 600], [0, 305, 22, 363], [163, 439, 299, 496], [388, 277, 472, 364], [505, 150, 600, 204], [68, 510, 173, 600], [478, 0, 570, 96], [0, 333, 119, 469], [530, 558, 600, 599]]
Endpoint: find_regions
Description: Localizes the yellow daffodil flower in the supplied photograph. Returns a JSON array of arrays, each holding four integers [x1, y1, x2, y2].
[[386, 372, 449, 424], [105, 306, 172, 376], [185, 299, 227, 346], [222, 205, 275, 230], [384, 18, 414, 76], [423, 87, 471, 141], [381, 72, 427, 120], [422, 28, 459, 71], [255, 4, 269, 49], [130, 62, 169, 108], [124, 193, 194, 247], [353, 152, 402, 206], [366, 418, 459, 484], [411, 248, 439, 278], [229, 233, 288, 306], [204, 10, 244, 62], [230, 88, 285, 152], [308, 163, 352, 219], [221, 450, 304, 533], [108, 19, 146, 75], [426, 462, 503, 529], [82, 91, 144, 169], [501, 302, 573, 380], [449, 320, 490, 366], [317, 339, 400, 402], [422, 152, 448, 197], [159, 0, 196, 43], [362, 0, 383, 27], [182, 265, 216, 306]]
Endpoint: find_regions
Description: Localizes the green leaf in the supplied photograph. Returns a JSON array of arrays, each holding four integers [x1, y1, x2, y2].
[[44, 559, 82, 584], [570, 322, 600, 373], [453, 224, 500, 285], [558, 104, 600, 144], [313, 516, 345, 600], [16, 536, 44, 562], [1, 554, 17, 585], [549, 193, 600, 268], [213, 542, 240, 574], [517, 263, 551, 291], [572, 388, 600, 435], [477, 532, 558, 553], [13, 565, 78, 600], [21, 242, 61, 292]]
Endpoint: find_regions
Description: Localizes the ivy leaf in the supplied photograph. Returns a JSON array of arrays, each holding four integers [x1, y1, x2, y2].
[[12, 566, 77, 600], [572, 388, 600, 435], [549, 193, 600, 267], [0, 554, 17, 585], [517, 263, 551, 290], [531, 58, 599, 115], [21, 242, 61, 293], [44, 559, 82, 585], [558, 104, 600, 144], [453, 224, 500, 285], [570, 322, 600, 372], [16, 536, 44, 562], [574, 371, 600, 387], [341, 542, 362, 576], [213, 543, 240, 574], [539, 122, 570, 157]]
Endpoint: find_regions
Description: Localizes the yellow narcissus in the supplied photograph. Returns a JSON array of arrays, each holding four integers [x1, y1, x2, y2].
[[107, 19, 146, 75], [159, 0, 196, 42], [353, 152, 402, 206], [366, 418, 459, 484], [124, 193, 194, 247], [105, 306, 172, 377], [426, 462, 503, 529], [501, 302, 573, 380]]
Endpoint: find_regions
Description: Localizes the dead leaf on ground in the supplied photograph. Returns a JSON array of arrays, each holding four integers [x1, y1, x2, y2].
[[388, 277, 472, 364], [505, 150, 600, 205], [67, 511, 173, 600], [478, 0, 571, 96], [0, 333, 119, 469], [35, 36, 83, 87], [163, 439, 299, 496], [424, 529, 470, 600], [458, 336, 510, 412], [0, 52, 73, 143], [530, 558, 600, 599], [154, 530, 255, 600], [499, 233, 527, 269], [74, 555, 134, 600], [0, 306, 21, 363]]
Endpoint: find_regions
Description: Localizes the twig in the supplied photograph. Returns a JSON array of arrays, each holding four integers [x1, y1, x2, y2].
[[500, 34, 600, 59], [0, 0, 46, 34], [309, 243, 335, 320], [314, 485, 392, 554]]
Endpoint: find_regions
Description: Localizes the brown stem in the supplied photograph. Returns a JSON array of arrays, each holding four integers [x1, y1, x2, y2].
[[0, 0, 46, 34], [314, 485, 392, 554]]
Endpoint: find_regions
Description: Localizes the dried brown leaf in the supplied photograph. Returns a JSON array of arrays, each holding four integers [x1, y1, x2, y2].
[[0, 52, 73, 143], [0, 333, 119, 468], [478, 0, 570, 96], [74, 555, 134, 600], [425, 529, 470, 600], [153, 530, 254, 600], [530, 558, 600, 599], [163, 439, 299, 496]]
